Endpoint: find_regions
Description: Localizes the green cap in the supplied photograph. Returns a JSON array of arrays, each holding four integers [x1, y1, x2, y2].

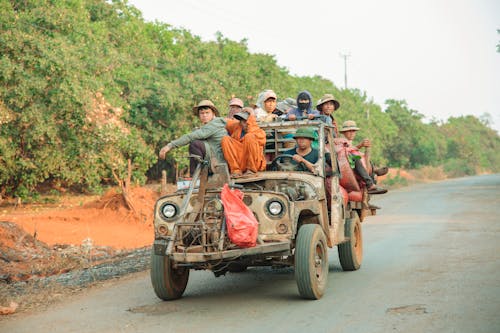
[[293, 127, 316, 140]]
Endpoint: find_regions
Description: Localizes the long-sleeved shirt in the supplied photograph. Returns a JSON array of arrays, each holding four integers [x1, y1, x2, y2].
[[167, 117, 228, 163], [286, 108, 320, 119]]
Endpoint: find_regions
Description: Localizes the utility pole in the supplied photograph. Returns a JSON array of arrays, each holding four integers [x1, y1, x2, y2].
[[339, 52, 351, 89]]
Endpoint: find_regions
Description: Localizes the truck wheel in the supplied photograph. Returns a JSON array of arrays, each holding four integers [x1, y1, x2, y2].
[[338, 214, 363, 271], [295, 224, 329, 300], [150, 247, 189, 300]]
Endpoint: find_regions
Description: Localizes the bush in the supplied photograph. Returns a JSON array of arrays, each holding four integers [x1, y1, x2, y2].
[[412, 166, 447, 181], [443, 159, 476, 178], [380, 173, 409, 188]]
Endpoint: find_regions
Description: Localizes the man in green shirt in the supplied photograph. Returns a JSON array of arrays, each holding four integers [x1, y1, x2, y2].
[[159, 100, 227, 175], [284, 127, 319, 173]]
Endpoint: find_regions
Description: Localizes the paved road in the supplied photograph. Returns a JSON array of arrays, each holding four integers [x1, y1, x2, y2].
[[2, 175, 500, 333]]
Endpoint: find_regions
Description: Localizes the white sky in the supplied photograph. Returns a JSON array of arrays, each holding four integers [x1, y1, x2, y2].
[[128, 0, 500, 132]]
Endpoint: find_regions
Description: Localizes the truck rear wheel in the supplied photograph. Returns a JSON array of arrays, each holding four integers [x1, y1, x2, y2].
[[338, 214, 363, 271], [295, 224, 328, 300], [150, 247, 189, 300]]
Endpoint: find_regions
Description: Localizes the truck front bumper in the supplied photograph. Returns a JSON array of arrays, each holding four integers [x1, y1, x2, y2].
[[153, 239, 292, 263]]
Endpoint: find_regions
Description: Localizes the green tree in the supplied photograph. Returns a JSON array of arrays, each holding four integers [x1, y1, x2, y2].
[[383, 99, 446, 168], [440, 115, 500, 176], [1, 0, 498, 199]]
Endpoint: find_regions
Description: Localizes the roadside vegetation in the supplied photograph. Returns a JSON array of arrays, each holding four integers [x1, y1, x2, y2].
[[1, 0, 499, 200]]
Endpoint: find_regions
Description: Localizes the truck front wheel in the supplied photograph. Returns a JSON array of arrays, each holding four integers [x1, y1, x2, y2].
[[295, 224, 329, 300], [150, 247, 189, 300]]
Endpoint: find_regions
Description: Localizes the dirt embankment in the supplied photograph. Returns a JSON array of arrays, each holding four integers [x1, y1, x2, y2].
[[3, 186, 159, 249], [0, 186, 167, 315]]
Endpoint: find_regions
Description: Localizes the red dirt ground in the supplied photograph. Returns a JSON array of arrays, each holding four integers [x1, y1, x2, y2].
[[0, 186, 166, 249]]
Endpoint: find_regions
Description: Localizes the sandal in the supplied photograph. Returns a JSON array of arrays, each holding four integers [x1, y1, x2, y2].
[[367, 186, 388, 195], [242, 170, 257, 178]]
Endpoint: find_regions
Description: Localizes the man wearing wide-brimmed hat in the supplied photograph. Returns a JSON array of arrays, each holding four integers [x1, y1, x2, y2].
[[339, 120, 387, 194], [159, 100, 227, 175], [316, 93, 340, 136], [339, 120, 360, 133]]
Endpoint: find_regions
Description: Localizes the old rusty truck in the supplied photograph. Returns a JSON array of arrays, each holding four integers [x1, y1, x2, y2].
[[151, 120, 374, 300]]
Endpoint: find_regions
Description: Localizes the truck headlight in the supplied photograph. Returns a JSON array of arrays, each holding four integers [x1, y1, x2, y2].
[[161, 203, 178, 219], [269, 201, 283, 215], [266, 199, 285, 218]]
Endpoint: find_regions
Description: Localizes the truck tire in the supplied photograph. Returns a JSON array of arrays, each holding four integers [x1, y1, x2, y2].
[[150, 247, 189, 300], [338, 214, 363, 271], [295, 224, 328, 300]]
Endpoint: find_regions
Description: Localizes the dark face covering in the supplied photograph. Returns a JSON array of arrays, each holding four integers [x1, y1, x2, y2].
[[298, 101, 310, 110], [297, 92, 311, 111]]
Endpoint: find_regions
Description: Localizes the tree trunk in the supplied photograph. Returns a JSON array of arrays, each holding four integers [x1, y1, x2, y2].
[[111, 159, 137, 214]]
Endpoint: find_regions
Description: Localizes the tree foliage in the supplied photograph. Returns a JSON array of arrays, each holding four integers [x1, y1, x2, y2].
[[383, 100, 447, 169], [0, 0, 498, 198], [440, 115, 500, 176]]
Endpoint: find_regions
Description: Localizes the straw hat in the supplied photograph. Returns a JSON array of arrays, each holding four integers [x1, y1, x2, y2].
[[339, 120, 360, 132], [192, 100, 219, 116], [316, 94, 340, 110]]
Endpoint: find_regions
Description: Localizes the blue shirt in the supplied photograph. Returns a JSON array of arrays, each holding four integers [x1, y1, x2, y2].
[[286, 108, 320, 120]]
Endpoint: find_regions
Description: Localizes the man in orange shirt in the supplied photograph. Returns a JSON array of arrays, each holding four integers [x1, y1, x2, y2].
[[221, 108, 266, 178]]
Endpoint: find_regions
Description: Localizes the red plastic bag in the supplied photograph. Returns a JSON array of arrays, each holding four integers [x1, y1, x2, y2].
[[221, 184, 258, 248]]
